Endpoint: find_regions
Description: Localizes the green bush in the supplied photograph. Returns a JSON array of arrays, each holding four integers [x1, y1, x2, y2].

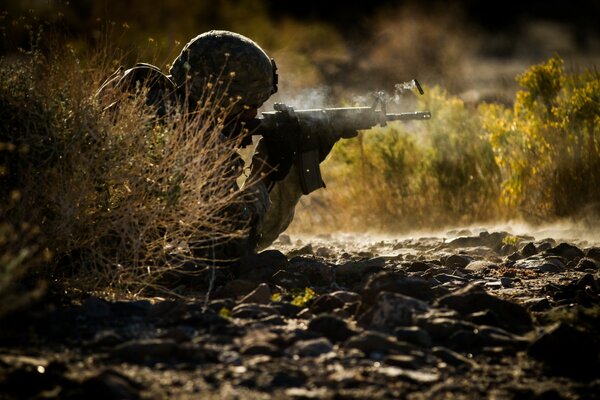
[[291, 56, 599, 232], [293, 86, 501, 231], [481, 56, 600, 220]]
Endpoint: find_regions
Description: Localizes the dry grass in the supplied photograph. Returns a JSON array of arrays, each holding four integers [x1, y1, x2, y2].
[[0, 36, 253, 306]]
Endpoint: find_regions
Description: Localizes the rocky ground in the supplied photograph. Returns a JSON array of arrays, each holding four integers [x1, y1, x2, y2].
[[1, 228, 599, 399]]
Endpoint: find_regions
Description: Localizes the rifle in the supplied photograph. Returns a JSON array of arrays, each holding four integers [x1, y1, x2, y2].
[[251, 80, 432, 194]]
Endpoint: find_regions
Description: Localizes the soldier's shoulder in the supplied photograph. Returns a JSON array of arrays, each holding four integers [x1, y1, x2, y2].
[[119, 63, 176, 92]]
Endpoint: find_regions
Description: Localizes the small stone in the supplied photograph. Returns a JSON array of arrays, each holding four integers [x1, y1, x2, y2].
[[214, 280, 257, 299], [289, 257, 333, 286], [585, 247, 600, 262], [521, 242, 538, 257], [545, 243, 584, 261], [239, 283, 271, 305], [528, 323, 599, 377], [362, 271, 432, 303], [435, 283, 533, 334], [465, 260, 497, 272], [287, 244, 314, 258], [335, 258, 385, 284], [308, 314, 356, 343], [357, 291, 429, 330], [276, 234, 292, 245], [82, 297, 112, 318], [240, 342, 281, 356], [394, 326, 433, 348], [344, 330, 415, 355], [445, 254, 472, 268], [576, 257, 600, 271], [432, 346, 477, 368], [270, 270, 310, 289], [231, 304, 279, 319], [384, 354, 424, 369], [287, 337, 333, 357], [236, 250, 288, 282], [500, 277, 513, 288]]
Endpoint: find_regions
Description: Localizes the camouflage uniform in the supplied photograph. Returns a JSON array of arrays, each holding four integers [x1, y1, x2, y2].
[[97, 31, 303, 260]]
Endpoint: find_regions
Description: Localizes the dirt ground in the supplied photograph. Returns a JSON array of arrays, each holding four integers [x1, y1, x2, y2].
[[1, 227, 599, 399]]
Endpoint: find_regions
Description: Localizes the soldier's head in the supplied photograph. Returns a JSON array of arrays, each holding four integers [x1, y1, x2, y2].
[[169, 30, 277, 121]]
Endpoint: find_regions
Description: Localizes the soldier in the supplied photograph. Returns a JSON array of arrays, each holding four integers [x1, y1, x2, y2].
[[97, 30, 332, 261]]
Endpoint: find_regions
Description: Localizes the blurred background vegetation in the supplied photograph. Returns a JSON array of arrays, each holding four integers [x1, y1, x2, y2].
[[0, 0, 599, 308]]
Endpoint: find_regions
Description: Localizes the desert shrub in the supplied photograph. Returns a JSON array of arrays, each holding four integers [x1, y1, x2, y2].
[[292, 86, 501, 232], [481, 55, 600, 220], [0, 39, 249, 302]]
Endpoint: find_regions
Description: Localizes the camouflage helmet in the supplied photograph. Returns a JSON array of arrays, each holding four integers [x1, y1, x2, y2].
[[169, 30, 277, 116]]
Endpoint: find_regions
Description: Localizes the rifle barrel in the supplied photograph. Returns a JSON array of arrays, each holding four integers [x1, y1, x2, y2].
[[386, 111, 431, 121]]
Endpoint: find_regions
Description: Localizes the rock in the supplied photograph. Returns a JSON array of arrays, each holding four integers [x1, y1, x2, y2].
[[240, 342, 281, 356], [271, 302, 303, 318], [576, 257, 600, 271], [231, 303, 280, 319], [445, 254, 472, 268], [158, 326, 194, 342], [287, 244, 314, 258], [112, 339, 206, 364], [289, 256, 333, 286], [528, 323, 599, 377], [287, 337, 333, 357], [76, 369, 142, 400], [500, 244, 517, 256], [88, 330, 124, 348], [147, 300, 188, 321], [236, 250, 288, 282], [433, 273, 468, 284], [111, 300, 151, 318], [315, 246, 335, 258], [384, 354, 425, 369], [270, 270, 311, 289], [585, 247, 600, 262], [362, 271, 433, 303], [357, 291, 429, 330], [394, 326, 433, 348], [335, 257, 385, 284], [432, 346, 477, 368], [344, 330, 415, 356], [214, 280, 257, 299], [276, 234, 292, 245], [376, 366, 440, 383], [535, 239, 557, 252], [465, 260, 497, 272], [514, 257, 566, 273], [521, 242, 538, 257], [310, 290, 362, 313], [308, 314, 356, 343], [447, 231, 507, 251], [523, 297, 551, 312], [435, 283, 533, 334], [500, 277, 513, 288], [416, 317, 478, 341], [239, 283, 271, 305], [82, 297, 112, 318], [447, 325, 529, 351], [545, 243, 584, 261], [405, 261, 432, 272]]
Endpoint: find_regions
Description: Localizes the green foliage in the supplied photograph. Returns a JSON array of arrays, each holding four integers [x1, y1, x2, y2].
[[307, 86, 501, 231], [481, 55, 600, 220], [290, 287, 316, 307], [292, 56, 600, 232]]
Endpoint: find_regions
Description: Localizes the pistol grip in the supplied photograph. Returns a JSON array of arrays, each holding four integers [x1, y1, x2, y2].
[[297, 149, 325, 195]]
